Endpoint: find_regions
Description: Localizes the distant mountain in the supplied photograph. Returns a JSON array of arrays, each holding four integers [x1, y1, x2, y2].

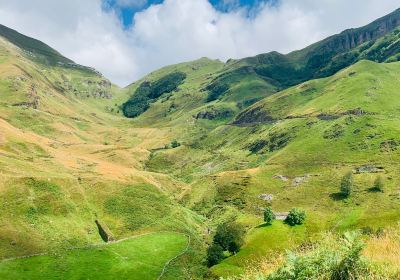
[[121, 8, 400, 122], [0, 24, 98, 73], [206, 8, 400, 104]]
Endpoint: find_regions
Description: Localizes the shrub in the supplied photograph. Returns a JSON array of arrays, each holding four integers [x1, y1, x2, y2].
[[264, 207, 276, 225], [373, 176, 384, 192], [267, 232, 371, 280], [341, 172, 353, 197], [285, 208, 306, 226], [213, 222, 244, 254], [171, 139, 181, 148], [206, 243, 224, 267]]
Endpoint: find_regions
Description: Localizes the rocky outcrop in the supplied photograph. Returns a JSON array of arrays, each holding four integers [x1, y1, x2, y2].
[[95, 220, 115, 243]]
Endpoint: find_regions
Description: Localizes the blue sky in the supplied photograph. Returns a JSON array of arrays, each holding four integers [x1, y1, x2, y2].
[[103, 0, 278, 28]]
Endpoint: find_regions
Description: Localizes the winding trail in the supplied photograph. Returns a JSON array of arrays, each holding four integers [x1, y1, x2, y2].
[[157, 234, 191, 280]]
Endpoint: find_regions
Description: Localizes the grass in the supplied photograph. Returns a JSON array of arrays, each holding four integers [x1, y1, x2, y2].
[[0, 232, 188, 280], [1, 19, 400, 280]]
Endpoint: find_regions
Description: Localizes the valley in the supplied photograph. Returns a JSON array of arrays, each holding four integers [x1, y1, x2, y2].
[[1, 7, 400, 280]]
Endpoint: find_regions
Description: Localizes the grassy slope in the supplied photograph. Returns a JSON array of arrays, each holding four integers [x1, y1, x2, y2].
[[2, 15, 400, 279], [142, 60, 400, 277], [0, 232, 188, 280], [0, 34, 204, 279]]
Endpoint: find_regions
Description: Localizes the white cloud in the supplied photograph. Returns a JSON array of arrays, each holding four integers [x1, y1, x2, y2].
[[0, 0, 399, 86]]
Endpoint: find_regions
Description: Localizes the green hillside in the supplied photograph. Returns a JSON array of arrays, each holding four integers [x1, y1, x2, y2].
[[0, 232, 188, 280], [1, 7, 400, 280]]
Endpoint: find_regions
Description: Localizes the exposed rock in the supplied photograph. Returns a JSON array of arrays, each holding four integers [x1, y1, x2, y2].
[[273, 174, 289, 182], [274, 212, 289, 221], [354, 165, 385, 174], [292, 176, 307, 187], [95, 220, 115, 243], [195, 106, 234, 120], [258, 194, 274, 201], [233, 106, 274, 126]]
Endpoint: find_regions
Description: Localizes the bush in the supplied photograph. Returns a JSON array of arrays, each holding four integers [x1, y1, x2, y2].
[[285, 208, 306, 226], [171, 139, 181, 148], [267, 232, 371, 280], [206, 243, 224, 267], [264, 207, 276, 225], [213, 222, 244, 254], [373, 176, 384, 192], [341, 172, 353, 197]]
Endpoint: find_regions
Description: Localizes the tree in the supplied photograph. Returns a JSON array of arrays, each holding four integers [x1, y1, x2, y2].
[[285, 208, 306, 226], [373, 176, 384, 192], [171, 139, 180, 148], [264, 207, 276, 225], [213, 222, 244, 254], [206, 243, 224, 267], [340, 172, 353, 197]]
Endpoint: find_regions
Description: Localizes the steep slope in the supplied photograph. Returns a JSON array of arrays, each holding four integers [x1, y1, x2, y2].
[[212, 8, 400, 99], [120, 8, 400, 130], [2, 8, 400, 279], [0, 26, 202, 278], [175, 60, 400, 277]]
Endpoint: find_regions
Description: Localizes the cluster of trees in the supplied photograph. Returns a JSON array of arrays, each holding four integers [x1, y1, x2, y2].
[[122, 72, 186, 118], [264, 207, 306, 226], [340, 172, 384, 198], [206, 222, 244, 267]]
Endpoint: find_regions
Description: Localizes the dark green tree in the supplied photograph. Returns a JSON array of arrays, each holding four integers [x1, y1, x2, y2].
[[285, 208, 306, 226], [340, 171, 353, 197], [264, 207, 276, 225], [206, 243, 224, 267], [213, 222, 244, 254]]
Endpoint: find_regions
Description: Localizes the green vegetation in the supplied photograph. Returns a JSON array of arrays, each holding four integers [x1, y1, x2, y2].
[[285, 209, 306, 226], [122, 72, 186, 118], [206, 244, 225, 267], [341, 172, 354, 198], [263, 207, 276, 225], [372, 176, 384, 192], [207, 222, 245, 267], [1, 9, 400, 280], [0, 232, 188, 280], [104, 184, 173, 231]]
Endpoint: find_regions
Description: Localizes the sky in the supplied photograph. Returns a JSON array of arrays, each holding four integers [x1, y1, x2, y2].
[[0, 0, 399, 86]]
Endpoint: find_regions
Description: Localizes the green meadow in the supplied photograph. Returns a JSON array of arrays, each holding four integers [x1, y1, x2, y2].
[[0, 232, 188, 280]]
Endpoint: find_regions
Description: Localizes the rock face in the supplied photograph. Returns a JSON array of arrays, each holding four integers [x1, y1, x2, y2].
[[195, 106, 234, 120], [95, 220, 115, 243], [258, 194, 274, 201], [355, 165, 385, 174]]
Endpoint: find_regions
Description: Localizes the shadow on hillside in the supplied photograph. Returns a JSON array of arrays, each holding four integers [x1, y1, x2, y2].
[[255, 223, 272, 228], [367, 187, 383, 193], [329, 192, 347, 201]]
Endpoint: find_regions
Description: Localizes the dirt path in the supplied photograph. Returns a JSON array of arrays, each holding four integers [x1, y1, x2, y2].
[[157, 234, 191, 280]]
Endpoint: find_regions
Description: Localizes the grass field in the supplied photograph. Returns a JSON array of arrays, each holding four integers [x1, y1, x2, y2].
[[1, 20, 400, 279], [0, 232, 188, 280]]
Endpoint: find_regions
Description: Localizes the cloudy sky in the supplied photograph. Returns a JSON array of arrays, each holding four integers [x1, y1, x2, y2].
[[0, 0, 399, 86]]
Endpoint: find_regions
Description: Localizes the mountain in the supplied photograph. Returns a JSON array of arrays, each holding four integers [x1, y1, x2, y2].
[[121, 8, 400, 126], [1, 8, 400, 280], [0, 23, 203, 279], [206, 7, 400, 103]]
